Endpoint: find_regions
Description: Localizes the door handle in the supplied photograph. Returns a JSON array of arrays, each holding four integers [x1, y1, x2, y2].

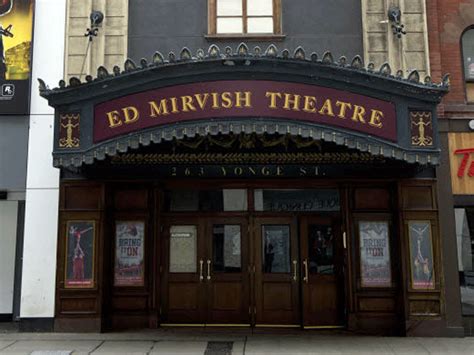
[[207, 259, 211, 281], [303, 259, 308, 283], [343, 232, 347, 249], [199, 259, 204, 282], [293, 260, 298, 281]]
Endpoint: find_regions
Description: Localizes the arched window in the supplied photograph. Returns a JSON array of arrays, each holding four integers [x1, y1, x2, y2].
[[462, 28, 474, 102]]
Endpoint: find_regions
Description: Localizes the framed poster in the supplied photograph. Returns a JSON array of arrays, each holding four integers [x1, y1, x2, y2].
[[65, 221, 95, 288], [114, 221, 145, 286], [0, 0, 35, 114], [359, 221, 392, 288], [408, 221, 435, 290]]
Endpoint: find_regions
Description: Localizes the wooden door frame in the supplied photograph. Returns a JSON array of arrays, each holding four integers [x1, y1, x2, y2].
[[205, 216, 251, 326], [160, 216, 207, 325], [299, 214, 346, 328], [252, 216, 300, 327]]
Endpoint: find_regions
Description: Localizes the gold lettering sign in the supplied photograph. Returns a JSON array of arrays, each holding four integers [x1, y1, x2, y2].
[[105, 90, 386, 130], [94, 81, 398, 143]]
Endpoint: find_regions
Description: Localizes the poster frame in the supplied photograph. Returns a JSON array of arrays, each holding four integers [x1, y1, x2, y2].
[[356, 217, 393, 289], [114, 220, 146, 287], [408, 220, 436, 291], [0, 0, 36, 115], [64, 220, 96, 289]]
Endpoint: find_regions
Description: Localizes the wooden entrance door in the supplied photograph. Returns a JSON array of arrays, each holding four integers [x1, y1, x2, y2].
[[206, 217, 250, 325], [254, 217, 300, 326], [161, 217, 250, 325], [300, 216, 345, 328], [161, 217, 206, 324]]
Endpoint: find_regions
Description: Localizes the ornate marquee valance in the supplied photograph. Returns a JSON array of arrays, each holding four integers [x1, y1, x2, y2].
[[39, 43, 448, 168]]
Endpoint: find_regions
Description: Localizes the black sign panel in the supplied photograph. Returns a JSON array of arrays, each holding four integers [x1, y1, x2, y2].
[[0, 0, 34, 114]]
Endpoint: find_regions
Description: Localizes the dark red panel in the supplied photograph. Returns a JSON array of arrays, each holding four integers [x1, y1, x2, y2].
[[94, 80, 397, 143]]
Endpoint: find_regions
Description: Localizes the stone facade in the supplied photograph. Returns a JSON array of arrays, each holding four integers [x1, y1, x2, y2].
[[65, 1, 431, 81], [362, 0, 430, 78], [65, 0, 128, 80]]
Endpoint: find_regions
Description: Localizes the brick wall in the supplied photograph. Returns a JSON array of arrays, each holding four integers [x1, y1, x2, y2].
[[427, 0, 473, 335], [428, 0, 474, 111]]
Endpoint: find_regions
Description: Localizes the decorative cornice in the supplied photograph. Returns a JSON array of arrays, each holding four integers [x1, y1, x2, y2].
[[110, 152, 384, 165], [38, 43, 449, 100]]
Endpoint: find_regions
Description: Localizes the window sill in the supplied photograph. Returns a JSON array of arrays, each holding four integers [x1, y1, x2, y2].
[[205, 34, 286, 42]]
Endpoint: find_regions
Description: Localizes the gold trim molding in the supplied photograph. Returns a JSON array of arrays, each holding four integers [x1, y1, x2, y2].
[[111, 152, 384, 165]]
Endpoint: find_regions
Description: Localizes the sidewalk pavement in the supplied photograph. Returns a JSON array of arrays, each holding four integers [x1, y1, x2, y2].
[[1, 328, 474, 355]]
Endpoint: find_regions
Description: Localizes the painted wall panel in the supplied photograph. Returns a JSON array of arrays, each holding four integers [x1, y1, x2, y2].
[[20, 188, 59, 317], [21, 0, 66, 318], [0, 117, 28, 190], [128, 0, 363, 62], [25, 115, 59, 189], [0, 201, 18, 314]]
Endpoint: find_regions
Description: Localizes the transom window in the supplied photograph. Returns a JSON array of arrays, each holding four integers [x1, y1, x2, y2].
[[209, 0, 281, 36]]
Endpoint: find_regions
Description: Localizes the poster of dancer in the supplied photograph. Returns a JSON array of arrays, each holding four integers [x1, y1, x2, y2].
[[0, 0, 34, 114], [114, 221, 145, 286], [408, 221, 435, 290], [359, 221, 392, 288], [65, 221, 95, 288]]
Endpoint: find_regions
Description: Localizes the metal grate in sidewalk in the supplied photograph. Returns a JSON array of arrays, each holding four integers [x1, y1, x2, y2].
[[204, 341, 233, 355]]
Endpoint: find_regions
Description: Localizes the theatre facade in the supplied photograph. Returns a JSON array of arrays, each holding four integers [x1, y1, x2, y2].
[[40, 44, 450, 335]]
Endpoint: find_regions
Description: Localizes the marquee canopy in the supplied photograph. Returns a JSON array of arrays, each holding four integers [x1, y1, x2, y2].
[[39, 43, 449, 168]]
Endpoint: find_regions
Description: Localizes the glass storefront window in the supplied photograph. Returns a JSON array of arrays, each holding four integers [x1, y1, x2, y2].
[[455, 208, 474, 314]]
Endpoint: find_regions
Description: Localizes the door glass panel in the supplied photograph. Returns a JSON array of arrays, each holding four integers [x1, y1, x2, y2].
[[262, 225, 290, 273], [308, 225, 334, 275], [212, 225, 241, 272], [169, 225, 197, 273]]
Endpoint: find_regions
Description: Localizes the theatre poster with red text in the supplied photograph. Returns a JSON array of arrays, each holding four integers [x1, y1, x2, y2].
[[114, 221, 145, 287]]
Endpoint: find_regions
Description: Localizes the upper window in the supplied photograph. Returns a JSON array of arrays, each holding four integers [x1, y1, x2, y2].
[[462, 28, 474, 102], [208, 0, 282, 36]]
